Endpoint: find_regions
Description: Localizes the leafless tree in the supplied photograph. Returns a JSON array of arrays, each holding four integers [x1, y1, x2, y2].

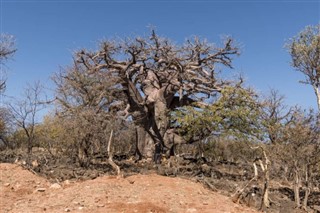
[[56, 30, 240, 162], [272, 109, 319, 209], [0, 34, 16, 149], [286, 25, 320, 111], [261, 89, 293, 144], [8, 82, 45, 154], [0, 34, 15, 61], [53, 58, 126, 166], [0, 34, 16, 92]]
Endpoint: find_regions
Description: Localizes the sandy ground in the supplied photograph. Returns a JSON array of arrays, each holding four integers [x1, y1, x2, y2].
[[0, 163, 257, 213]]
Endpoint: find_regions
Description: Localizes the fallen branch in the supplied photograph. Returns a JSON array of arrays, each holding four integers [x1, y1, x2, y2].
[[202, 177, 217, 191], [232, 162, 258, 204]]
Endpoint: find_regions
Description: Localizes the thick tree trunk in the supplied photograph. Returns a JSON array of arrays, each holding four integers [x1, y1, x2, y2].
[[136, 125, 155, 160], [135, 114, 165, 162], [134, 88, 171, 163]]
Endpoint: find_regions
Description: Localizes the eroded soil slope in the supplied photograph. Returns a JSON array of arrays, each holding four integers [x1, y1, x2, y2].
[[0, 163, 257, 213]]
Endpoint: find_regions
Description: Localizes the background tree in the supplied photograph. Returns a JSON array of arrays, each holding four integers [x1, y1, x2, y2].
[[173, 85, 262, 143], [267, 108, 320, 209], [0, 108, 12, 149], [261, 89, 293, 144], [8, 82, 45, 154], [0, 34, 16, 92], [0, 34, 16, 149], [53, 62, 134, 166], [286, 25, 320, 111], [35, 115, 71, 156], [58, 31, 240, 161], [281, 109, 319, 209]]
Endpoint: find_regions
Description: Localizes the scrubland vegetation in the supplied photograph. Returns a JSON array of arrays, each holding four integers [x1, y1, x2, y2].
[[0, 25, 319, 212]]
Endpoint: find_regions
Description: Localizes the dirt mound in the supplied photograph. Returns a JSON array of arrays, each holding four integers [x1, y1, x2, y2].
[[0, 163, 258, 213]]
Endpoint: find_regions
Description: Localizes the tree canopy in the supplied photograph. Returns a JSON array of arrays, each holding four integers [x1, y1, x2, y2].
[[54, 31, 241, 161], [286, 25, 320, 110]]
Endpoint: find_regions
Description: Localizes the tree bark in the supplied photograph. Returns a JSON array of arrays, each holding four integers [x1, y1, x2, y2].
[[27, 139, 33, 155], [133, 88, 171, 162], [302, 165, 311, 211], [313, 86, 320, 112], [293, 164, 301, 208], [259, 158, 270, 210], [107, 130, 121, 176]]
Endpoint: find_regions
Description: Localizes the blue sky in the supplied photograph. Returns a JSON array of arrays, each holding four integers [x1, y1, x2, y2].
[[1, 0, 319, 112]]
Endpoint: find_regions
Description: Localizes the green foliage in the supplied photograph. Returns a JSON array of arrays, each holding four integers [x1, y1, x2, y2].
[[203, 138, 257, 162], [9, 128, 28, 149], [35, 115, 72, 153], [286, 25, 320, 81], [286, 24, 320, 110], [173, 86, 262, 142]]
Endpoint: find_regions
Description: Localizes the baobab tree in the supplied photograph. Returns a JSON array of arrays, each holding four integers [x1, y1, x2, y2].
[[286, 25, 320, 111], [55, 31, 240, 161]]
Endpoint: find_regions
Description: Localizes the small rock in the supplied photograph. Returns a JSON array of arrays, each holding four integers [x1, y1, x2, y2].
[[50, 183, 62, 189], [203, 202, 208, 205], [36, 188, 46, 192], [129, 180, 135, 184], [78, 206, 84, 210], [32, 160, 39, 168], [97, 204, 105, 207], [4, 183, 10, 187], [64, 180, 70, 185], [64, 208, 71, 212]]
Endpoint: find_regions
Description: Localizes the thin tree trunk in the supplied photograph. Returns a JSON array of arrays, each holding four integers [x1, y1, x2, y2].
[[302, 184, 311, 211], [135, 127, 143, 160], [313, 86, 320, 112], [293, 165, 301, 208], [27, 138, 33, 155], [302, 165, 311, 211], [259, 159, 270, 210], [107, 130, 121, 176], [78, 138, 90, 167]]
